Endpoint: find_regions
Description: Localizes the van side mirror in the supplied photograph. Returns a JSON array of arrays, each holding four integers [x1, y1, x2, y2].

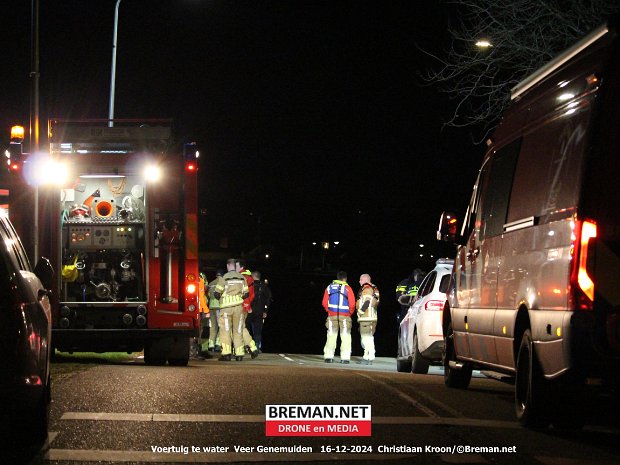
[[398, 294, 413, 306], [437, 212, 459, 242], [34, 257, 54, 290]]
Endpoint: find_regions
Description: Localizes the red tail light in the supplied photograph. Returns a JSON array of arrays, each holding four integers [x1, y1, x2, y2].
[[186, 283, 197, 295], [424, 300, 445, 311], [570, 219, 597, 310]]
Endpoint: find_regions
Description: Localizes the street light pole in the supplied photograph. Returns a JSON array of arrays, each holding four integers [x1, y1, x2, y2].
[[30, 0, 40, 152], [108, 0, 122, 127], [30, 0, 40, 261]]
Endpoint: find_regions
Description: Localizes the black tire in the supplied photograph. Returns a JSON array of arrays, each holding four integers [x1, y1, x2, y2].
[[144, 340, 166, 366], [515, 329, 550, 428], [411, 331, 430, 374], [550, 378, 586, 431], [167, 336, 190, 367], [32, 388, 49, 443], [443, 321, 472, 389], [9, 389, 49, 448], [396, 357, 412, 373]]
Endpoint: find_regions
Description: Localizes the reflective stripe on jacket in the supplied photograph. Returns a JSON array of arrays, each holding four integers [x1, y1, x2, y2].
[[322, 280, 355, 317], [199, 277, 209, 314], [208, 276, 224, 309], [218, 271, 248, 309]]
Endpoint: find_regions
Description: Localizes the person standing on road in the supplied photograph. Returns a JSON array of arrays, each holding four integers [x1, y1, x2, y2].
[[322, 271, 356, 364], [194, 272, 210, 358], [356, 273, 380, 365], [206, 268, 225, 353], [236, 259, 259, 359], [214, 259, 249, 361], [246, 270, 272, 352], [395, 268, 424, 325]]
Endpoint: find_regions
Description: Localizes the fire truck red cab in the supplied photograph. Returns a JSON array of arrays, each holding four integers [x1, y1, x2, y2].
[[42, 119, 199, 366]]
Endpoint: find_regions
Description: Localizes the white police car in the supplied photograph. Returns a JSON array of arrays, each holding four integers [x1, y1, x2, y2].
[[396, 259, 453, 374]]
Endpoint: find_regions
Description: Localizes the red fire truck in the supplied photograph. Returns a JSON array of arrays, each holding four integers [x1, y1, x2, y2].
[[13, 119, 200, 366]]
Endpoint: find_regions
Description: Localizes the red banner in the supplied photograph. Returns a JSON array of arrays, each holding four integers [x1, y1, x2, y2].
[[265, 420, 371, 436]]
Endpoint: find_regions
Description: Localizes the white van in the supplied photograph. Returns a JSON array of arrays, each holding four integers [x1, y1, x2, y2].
[[437, 17, 620, 428]]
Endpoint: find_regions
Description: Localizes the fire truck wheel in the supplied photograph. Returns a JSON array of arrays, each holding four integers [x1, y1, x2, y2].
[[144, 340, 167, 366], [168, 336, 190, 366]]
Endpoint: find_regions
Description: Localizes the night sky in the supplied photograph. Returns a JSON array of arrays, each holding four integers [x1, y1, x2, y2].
[[1, 0, 482, 274]]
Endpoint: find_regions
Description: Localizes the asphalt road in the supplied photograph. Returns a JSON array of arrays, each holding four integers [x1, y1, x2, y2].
[[13, 353, 620, 465]]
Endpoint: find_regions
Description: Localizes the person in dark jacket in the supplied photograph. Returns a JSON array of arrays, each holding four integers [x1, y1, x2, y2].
[[395, 268, 425, 324], [245, 270, 272, 352]]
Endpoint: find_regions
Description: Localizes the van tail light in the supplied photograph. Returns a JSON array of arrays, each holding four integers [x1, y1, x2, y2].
[[570, 219, 597, 310], [424, 300, 445, 311]]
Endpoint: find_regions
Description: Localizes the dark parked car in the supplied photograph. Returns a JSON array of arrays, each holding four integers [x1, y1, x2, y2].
[[0, 210, 53, 447]]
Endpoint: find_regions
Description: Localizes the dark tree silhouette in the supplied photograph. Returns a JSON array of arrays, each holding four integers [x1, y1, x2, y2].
[[424, 0, 620, 140]]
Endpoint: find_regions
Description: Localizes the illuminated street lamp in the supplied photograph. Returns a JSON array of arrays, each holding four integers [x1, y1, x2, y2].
[[475, 39, 493, 48]]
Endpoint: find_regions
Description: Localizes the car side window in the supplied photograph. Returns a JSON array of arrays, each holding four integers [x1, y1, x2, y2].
[[439, 273, 451, 294], [0, 225, 13, 303], [461, 166, 485, 240], [0, 247, 10, 302], [0, 218, 31, 272], [477, 139, 521, 239], [476, 138, 521, 240], [419, 271, 437, 298]]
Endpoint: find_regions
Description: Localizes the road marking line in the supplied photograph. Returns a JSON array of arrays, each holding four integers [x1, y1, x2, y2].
[[154, 414, 265, 422], [60, 411, 517, 429], [373, 417, 519, 429], [374, 373, 463, 418], [278, 353, 300, 363], [62, 412, 153, 421], [289, 354, 324, 364], [46, 449, 414, 462], [356, 372, 440, 418], [61, 412, 263, 422]]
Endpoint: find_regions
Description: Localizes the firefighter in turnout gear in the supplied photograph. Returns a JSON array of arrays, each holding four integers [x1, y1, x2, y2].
[[214, 259, 249, 361], [206, 269, 225, 353], [322, 271, 356, 363], [356, 274, 380, 365], [236, 260, 259, 359], [196, 273, 211, 357]]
